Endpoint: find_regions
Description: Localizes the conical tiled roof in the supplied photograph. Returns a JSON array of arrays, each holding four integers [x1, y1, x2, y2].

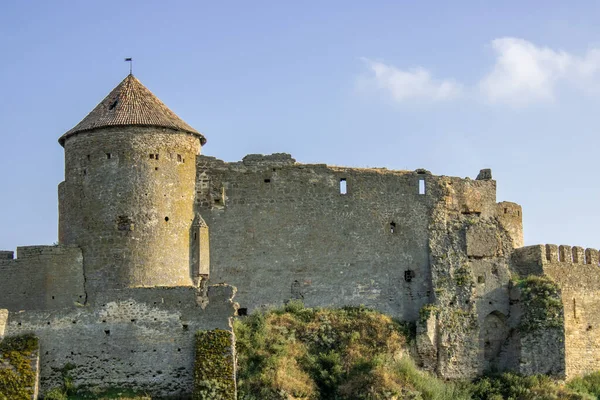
[[59, 74, 206, 146]]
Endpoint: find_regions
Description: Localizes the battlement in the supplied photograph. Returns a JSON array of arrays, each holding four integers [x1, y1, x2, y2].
[[513, 244, 600, 270]]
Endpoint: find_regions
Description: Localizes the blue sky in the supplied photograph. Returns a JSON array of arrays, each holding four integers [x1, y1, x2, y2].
[[1, 1, 599, 250]]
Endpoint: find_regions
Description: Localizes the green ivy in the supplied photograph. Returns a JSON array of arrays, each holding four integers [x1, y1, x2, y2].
[[0, 334, 39, 400], [194, 329, 236, 400], [517, 275, 563, 333], [419, 304, 440, 324]]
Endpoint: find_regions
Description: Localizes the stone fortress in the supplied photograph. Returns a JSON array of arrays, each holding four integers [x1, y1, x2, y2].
[[1, 74, 599, 397]]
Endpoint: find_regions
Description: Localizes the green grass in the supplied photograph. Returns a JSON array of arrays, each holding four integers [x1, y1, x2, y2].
[[234, 302, 600, 400], [234, 301, 467, 399]]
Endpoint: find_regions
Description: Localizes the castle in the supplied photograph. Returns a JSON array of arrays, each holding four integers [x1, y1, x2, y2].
[[1, 74, 598, 398]]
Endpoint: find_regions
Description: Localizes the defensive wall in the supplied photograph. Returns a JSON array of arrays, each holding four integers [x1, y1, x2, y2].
[[514, 244, 600, 378], [196, 154, 524, 325], [0, 245, 85, 311], [198, 153, 445, 321], [2, 285, 236, 397]]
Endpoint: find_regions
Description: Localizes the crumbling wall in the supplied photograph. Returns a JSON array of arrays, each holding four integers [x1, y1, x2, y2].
[[419, 175, 516, 378], [197, 154, 435, 321], [514, 244, 600, 378], [0, 245, 85, 312], [3, 285, 236, 398]]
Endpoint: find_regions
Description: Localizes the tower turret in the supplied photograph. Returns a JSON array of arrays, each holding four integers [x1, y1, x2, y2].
[[58, 74, 206, 295]]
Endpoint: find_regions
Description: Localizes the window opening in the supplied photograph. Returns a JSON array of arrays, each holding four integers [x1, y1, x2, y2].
[[238, 308, 248, 316], [419, 179, 425, 195], [404, 270, 415, 282], [390, 222, 396, 234], [106, 153, 112, 159], [177, 154, 182, 162], [340, 178, 347, 195], [264, 178, 271, 183]]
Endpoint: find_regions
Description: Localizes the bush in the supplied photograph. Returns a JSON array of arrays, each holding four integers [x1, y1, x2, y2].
[[516, 276, 563, 333], [194, 329, 236, 400], [0, 334, 39, 400]]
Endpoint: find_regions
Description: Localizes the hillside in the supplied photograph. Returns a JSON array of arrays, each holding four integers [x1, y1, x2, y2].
[[234, 302, 600, 400]]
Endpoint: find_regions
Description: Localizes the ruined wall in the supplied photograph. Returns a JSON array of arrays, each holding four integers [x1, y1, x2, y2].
[[514, 244, 600, 378], [423, 175, 518, 378], [0, 245, 85, 312], [59, 127, 201, 295], [197, 154, 435, 321], [3, 285, 236, 398]]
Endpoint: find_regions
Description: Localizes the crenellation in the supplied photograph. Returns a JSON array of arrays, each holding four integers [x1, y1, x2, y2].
[[559, 245, 573, 262], [573, 246, 585, 264], [546, 244, 559, 262], [585, 248, 599, 265], [0, 251, 13, 260]]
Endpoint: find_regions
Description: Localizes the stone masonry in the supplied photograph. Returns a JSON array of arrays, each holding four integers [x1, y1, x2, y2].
[[0, 73, 598, 397]]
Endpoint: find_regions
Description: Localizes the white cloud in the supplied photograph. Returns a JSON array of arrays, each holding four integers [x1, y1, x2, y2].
[[361, 38, 600, 107], [480, 37, 600, 105], [360, 58, 462, 103]]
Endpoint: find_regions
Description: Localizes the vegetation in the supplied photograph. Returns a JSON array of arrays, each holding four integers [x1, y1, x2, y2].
[[234, 302, 600, 400], [0, 333, 39, 400], [194, 329, 236, 400], [516, 275, 563, 333], [234, 301, 463, 399]]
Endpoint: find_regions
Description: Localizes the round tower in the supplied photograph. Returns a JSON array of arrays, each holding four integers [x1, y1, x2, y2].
[[58, 74, 206, 294]]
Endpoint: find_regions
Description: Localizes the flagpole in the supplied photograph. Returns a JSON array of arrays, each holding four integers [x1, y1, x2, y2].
[[125, 58, 133, 75]]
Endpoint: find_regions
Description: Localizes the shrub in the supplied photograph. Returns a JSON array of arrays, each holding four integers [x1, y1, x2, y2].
[[516, 276, 563, 333], [0, 334, 39, 400], [194, 329, 236, 400]]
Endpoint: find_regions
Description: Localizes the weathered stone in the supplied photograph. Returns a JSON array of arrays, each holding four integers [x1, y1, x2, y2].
[[476, 168, 492, 180], [0, 309, 8, 339], [466, 225, 499, 258], [2, 71, 598, 393]]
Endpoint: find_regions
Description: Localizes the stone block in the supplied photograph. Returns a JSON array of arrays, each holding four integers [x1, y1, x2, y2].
[[466, 225, 499, 258], [0, 309, 8, 339], [572, 246, 585, 264], [586, 248, 599, 265]]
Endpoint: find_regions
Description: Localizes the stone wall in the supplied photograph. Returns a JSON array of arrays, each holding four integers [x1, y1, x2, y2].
[[0, 245, 85, 312], [197, 154, 437, 321], [3, 285, 236, 398], [59, 127, 202, 295], [423, 174, 517, 378], [514, 244, 600, 378]]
